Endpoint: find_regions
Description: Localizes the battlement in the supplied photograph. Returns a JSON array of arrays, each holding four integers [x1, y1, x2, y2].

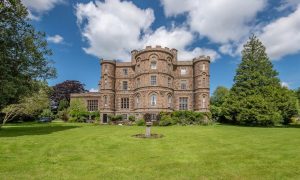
[[131, 45, 177, 57], [193, 55, 211, 63]]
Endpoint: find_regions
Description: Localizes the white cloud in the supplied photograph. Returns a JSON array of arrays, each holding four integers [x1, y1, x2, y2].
[[75, 0, 219, 62], [76, 0, 154, 60], [160, 0, 266, 43], [89, 88, 98, 92], [281, 81, 290, 88], [22, 0, 65, 20], [260, 5, 300, 60], [47, 35, 64, 44]]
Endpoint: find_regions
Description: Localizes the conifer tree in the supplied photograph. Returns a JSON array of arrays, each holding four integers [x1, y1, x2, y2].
[[221, 35, 298, 126]]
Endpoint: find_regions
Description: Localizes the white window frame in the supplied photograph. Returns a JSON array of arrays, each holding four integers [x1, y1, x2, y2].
[[150, 94, 157, 106]]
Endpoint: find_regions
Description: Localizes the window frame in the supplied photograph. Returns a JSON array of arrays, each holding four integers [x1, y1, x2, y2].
[[122, 81, 128, 90], [121, 97, 129, 109], [87, 100, 98, 112], [179, 97, 188, 110], [150, 75, 157, 86]]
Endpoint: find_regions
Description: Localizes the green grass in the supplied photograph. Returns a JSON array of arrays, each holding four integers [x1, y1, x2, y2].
[[0, 122, 300, 180]]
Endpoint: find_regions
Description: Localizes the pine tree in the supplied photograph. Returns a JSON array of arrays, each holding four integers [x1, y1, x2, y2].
[[221, 35, 298, 126]]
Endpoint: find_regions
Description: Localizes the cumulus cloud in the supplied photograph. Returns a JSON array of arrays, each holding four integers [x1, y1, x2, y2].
[[89, 88, 98, 92], [260, 5, 300, 60], [160, 0, 266, 43], [22, 0, 65, 20], [281, 81, 290, 88], [75, 0, 219, 62], [47, 35, 64, 44]]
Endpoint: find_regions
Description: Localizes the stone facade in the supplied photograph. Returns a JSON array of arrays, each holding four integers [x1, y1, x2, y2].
[[71, 46, 210, 123]]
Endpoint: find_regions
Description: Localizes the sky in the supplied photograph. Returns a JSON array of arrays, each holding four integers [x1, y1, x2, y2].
[[22, 0, 300, 93]]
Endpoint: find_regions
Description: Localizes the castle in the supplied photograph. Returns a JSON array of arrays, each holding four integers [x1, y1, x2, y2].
[[71, 46, 210, 123]]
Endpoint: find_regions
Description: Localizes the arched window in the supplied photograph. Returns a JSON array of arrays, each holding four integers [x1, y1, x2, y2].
[[150, 94, 157, 106], [168, 95, 172, 108], [202, 63, 206, 71], [136, 95, 140, 108], [104, 78, 108, 89], [202, 95, 206, 108], [150, 61, 157, 69], [104, 95, 108, 106], [136, 78, 140, 88]]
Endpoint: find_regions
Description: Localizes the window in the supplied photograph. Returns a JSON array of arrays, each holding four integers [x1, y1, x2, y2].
[[180, 67, 187, 75], [151, 61, 157, 69], [202, 77, 206, 87], [136, 78, 140, 88], [202, 63, 206, 71], [104, 78, 108, 88], [202, 96, 206, 108], [150, 94, 157, 106], [179, 97, 188, 110], [168, 95, 172, 108], [121, 98, 129, 109], [104, 96, 108, 106], [150, 114, 156, 120], [87, 100, 98, 111], [136, 95, 140, 107], [150, 76, 156, 85], [122, 114, 128, 120], [104, 65, 108, 73], [168, 77, 171, 87], [181, 80, 187, 90], [123, 68, 128, 76], [122, 81, 128, 90]]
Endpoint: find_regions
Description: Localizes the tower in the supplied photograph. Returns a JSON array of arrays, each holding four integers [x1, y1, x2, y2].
[[193, 56, 210, 112]]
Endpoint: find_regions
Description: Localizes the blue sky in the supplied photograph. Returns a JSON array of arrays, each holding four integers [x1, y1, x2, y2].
[[22, 0, 300, 93]]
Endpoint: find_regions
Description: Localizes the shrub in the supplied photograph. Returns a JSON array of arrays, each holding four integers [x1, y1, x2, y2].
[[128, 115, 135, 122], [108, 114, 123, 124], [136, 119, 145, 126], [58, 99, 69, 111], [57, 109, 69, 122], [68, 99, 88, 122], [143, 113, 151, 122], [39, 109, 54, 119], [159, 115, 173, 126]]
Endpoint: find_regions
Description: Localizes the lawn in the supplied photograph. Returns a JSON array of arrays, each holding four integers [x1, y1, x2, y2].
[[0, 122, 300, 179]]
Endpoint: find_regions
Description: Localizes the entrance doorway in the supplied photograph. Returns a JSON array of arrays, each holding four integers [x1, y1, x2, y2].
[[103, 114, 108, 123]]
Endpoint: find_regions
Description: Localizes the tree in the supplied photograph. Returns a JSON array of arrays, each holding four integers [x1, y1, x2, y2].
[[51, 80, 87, 110], [210, 86, 229, 121], [0, 0, 56, 110], [1, 84, 51, 128], [221, 35, 299, 126]]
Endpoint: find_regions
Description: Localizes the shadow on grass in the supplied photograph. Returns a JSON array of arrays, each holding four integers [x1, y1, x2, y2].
[[0, 124, 79, 137], [217, 123, 300, 128]]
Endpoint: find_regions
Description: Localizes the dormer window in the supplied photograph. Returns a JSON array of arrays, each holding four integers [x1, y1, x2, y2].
[[151, 61, 157, 69]]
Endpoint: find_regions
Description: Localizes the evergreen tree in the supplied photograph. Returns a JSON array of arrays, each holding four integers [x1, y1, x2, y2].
[[221, 35, 298, 126], [210, 86, 229, 121]]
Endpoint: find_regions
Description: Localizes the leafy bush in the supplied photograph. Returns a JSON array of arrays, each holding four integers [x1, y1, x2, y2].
[[57, 109, 69, 122], [170, 111, 211, 125], [58, 99, 69, 111], [136, 119, 145, 126], [39, 109, 54, 119], [143, 113, 151, 122], [128, 115, 135, 122], [68, 99, 88, 122], [159, 115, 173, 126], [108, 114, 123, 124]]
